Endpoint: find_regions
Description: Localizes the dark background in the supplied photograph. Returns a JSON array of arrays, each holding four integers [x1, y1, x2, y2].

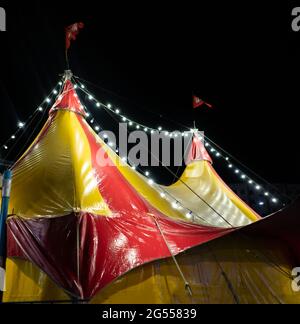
[[0, 1, 298, 199]]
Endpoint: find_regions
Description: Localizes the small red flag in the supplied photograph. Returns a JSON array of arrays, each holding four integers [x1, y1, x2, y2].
[[193, 95, 213, 109], [65, 22, 84, 50]]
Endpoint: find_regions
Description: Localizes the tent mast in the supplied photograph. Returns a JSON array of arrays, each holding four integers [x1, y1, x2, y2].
[[65, 49, 70, 70]]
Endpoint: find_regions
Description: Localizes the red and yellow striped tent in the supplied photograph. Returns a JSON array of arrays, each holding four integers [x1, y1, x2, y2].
[[2, 78, 300, 303]]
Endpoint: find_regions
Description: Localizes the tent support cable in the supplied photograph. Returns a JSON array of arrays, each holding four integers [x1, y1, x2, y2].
[[152, 216, 193, 298]]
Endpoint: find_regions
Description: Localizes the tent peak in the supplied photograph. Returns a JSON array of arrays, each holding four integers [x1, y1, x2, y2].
[[186, 132, 212, 165], [49, 79, 87, 118]]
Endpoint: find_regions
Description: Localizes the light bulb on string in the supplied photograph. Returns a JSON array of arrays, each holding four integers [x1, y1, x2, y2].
[[186, 211, 193, 219], [172, 201, 179, 209]]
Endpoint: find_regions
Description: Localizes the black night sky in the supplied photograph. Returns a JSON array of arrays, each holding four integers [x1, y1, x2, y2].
[[0, 1, 299, 193]]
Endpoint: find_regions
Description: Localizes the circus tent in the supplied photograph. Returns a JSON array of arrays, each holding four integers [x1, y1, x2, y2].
[[1, 74, 299, 304]]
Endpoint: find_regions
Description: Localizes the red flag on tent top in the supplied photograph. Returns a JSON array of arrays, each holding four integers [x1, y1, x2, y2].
[[65, 22, 84, 50], [193, 95, 213, 109]]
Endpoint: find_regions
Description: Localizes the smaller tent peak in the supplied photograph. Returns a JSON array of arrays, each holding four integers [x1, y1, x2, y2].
[[186, 132, 212, 165], [49, 78, 87, 117]]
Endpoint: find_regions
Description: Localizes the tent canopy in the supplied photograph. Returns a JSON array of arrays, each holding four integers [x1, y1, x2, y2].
[[5, 77, 295, 303]]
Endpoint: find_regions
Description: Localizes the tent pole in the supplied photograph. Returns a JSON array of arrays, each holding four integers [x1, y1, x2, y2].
[[0, 170, 12, 300], [65, 49, 70, 70]]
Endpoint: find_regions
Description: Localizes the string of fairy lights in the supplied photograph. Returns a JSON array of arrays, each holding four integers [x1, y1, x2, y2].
[[72, 78, 284, 208], [0, 80, 64, 157], [0, 76, 286, 213]]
